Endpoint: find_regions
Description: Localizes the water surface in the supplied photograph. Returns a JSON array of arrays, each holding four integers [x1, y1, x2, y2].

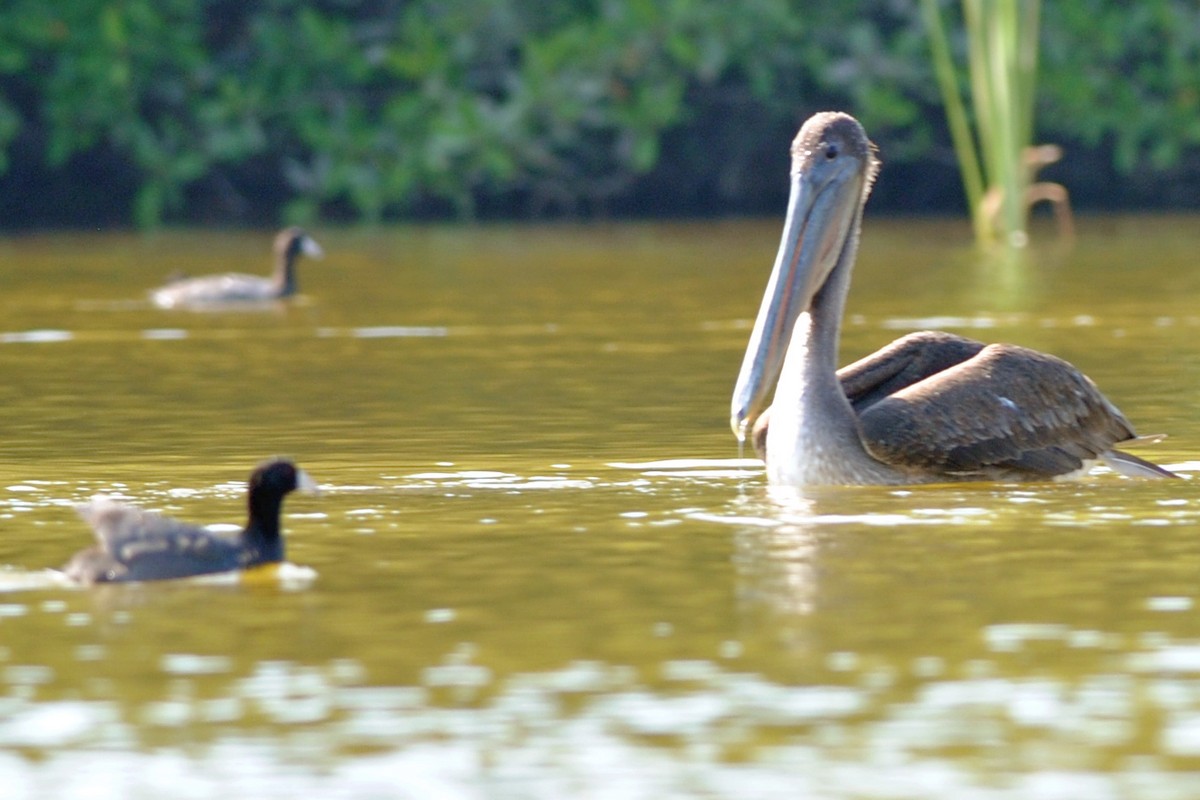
[[1, 217, 1200, 797]]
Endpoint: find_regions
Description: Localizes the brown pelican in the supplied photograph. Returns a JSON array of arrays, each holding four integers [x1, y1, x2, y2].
[[730, 111, 1175, 485], [151, 227, 323, 309]]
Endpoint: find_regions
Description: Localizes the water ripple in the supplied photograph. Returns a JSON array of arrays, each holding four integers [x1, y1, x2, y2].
[[0, 329, 73, 344], [3, 647, 1200, 798]]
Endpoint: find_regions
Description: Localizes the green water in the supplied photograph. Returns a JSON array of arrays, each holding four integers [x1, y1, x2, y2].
[[1, 217, 1200, 797]]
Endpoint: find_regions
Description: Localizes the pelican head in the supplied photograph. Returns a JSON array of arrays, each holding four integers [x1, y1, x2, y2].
[[730, 112, 879, 441]]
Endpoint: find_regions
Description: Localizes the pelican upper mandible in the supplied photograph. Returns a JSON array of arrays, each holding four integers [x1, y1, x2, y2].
[[730, 111, 1176, 486]]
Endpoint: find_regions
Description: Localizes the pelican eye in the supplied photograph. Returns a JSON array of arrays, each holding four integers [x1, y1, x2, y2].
[[824, 143, 839, 160]]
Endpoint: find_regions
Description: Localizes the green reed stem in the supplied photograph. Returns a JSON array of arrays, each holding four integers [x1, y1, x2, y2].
[[921, 0, 989, 243], [922, 0, 1042, 247]]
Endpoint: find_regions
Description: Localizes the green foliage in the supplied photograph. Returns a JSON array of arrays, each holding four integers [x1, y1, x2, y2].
[[0, 0, 1198, 226], [1040, 1, 1200, 172]]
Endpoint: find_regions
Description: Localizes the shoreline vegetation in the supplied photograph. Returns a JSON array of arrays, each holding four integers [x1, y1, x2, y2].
[[1, 1, 1199, 229]]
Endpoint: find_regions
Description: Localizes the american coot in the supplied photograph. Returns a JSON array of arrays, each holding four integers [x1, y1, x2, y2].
[[63, 459, 317, 585], [150, 227, 324, 308]]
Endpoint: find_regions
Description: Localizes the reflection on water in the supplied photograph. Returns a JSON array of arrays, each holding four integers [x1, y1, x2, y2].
[[1, 219, 1200, 797], [6, 638, 1200, 797]]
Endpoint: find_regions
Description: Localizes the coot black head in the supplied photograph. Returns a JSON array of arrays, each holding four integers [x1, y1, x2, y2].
[[268, 228, 323, 298], [276, 227, 322, 261], [245, 458, 316, 540], [251, 458, 307, 494], [63, 458, 317, 585]]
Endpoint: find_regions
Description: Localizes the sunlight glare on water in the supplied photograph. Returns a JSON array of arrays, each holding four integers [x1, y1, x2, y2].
[[0, 218, 1199, 797]]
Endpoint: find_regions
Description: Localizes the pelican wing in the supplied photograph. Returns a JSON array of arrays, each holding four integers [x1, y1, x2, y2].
[[839, 331, 987, 413], [749, 332, 987, 459], [856, 343, 1136, 477]]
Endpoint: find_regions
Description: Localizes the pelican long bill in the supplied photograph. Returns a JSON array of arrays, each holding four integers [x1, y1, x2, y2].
[[730, 132, 868, 441]]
